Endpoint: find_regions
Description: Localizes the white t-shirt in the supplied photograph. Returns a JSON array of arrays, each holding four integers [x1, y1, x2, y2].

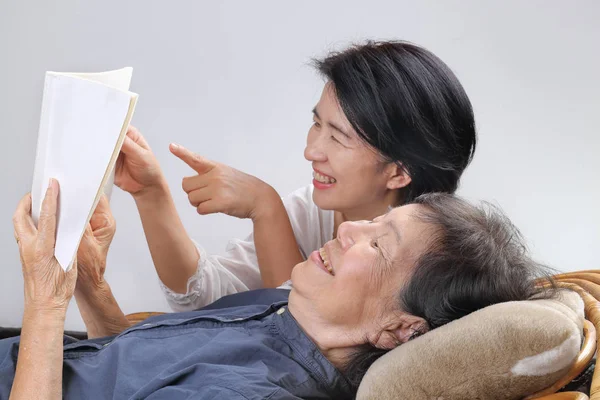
[[159, 185, 334, 312]]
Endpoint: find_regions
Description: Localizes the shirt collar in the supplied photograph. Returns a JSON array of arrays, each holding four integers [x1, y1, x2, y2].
[[273, 306, 354, 398]]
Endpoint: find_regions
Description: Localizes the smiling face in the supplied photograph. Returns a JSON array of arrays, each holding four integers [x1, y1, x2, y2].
[[290, 204, 434, 338], [303, 84, 410, 216]]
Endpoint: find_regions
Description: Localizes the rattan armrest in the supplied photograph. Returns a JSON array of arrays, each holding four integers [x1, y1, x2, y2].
[[125, 312, 165, 326], [535, 392, 589, 400]]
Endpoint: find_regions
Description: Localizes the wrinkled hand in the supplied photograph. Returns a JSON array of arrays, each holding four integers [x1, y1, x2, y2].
[[115, 126, 165, 197], [170, 143, 273, 220], [76, 195, 116, 291], [12, 179, 77, 312]]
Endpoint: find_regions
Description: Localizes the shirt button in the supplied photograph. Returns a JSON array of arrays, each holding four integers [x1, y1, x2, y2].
[[277, 307, 286, 315]]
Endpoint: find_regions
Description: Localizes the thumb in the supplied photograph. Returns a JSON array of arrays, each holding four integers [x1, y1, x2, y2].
[[83, 222, 94, 239], [88, 195, 111, 232], [127, 126, 151, 150], [170, 143, 216, 174], [38, 178, 59, 252], [95, 195, 111, 215], [78, 223, 94, 253], [120, 135, 146, 160]]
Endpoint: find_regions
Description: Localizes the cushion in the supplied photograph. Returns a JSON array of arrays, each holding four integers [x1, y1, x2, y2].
[[357, 289, 585, 400]]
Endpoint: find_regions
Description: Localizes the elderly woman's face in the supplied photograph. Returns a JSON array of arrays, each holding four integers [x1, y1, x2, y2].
[[291, 204, 433, 332]]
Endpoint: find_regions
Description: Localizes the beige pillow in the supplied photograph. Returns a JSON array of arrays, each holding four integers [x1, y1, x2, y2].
[[357, 290, 584, 400]]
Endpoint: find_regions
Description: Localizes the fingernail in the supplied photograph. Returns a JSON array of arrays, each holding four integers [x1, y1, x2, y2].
[[171, 143, 179, 150], [48, 178, 54, 189]]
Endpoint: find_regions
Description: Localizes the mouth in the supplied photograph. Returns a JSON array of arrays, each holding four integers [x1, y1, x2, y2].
[[311, 248, 335, 276], [312, 169, 337, 189]]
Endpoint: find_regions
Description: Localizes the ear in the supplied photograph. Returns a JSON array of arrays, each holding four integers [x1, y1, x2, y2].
[[372, 314, 428, 350], [384, 163, 411, 190]]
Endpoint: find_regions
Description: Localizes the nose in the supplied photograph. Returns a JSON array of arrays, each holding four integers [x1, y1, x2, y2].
[[304, 129, 327, 162], [336, 220, 371, 250]]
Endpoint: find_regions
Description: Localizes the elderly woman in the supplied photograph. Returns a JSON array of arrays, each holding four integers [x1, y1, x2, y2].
[[2, 180, 549, 399]]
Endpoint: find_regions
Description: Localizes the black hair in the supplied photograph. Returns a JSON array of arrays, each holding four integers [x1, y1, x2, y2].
[[314, 41, 477, 203]]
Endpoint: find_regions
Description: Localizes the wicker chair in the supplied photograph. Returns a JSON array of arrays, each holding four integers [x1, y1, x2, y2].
[[126, 270, 600, 400]]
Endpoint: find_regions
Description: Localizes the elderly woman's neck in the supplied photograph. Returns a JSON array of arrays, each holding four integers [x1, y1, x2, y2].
[[287, 293, 363, 370]]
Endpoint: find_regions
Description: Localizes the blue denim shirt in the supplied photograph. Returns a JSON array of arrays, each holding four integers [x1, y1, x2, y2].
[[0, 289, 353, 399]]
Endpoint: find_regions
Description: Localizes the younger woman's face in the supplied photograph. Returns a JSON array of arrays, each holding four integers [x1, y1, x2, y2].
[[304, 84, 407, 215]]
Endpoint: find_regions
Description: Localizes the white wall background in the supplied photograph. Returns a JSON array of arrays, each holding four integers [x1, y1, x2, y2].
[[1, 0, 598, 330]]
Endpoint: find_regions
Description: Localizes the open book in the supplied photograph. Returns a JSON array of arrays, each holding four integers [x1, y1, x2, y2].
[[31, 68, 138, 271]]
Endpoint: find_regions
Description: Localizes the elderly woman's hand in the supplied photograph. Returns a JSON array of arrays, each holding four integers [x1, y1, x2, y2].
[[76, 195, 116, 291], [74, 196, 130, 338], [12, 179, 77, 312]]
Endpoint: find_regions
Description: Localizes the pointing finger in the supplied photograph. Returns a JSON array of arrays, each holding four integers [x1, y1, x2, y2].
[[170, 143, 216, 175]]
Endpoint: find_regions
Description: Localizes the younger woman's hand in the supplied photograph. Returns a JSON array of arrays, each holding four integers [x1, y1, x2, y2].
[[170, 143, 276, 221]]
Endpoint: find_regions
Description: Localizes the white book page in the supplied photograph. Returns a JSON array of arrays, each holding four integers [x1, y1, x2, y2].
[[31, 73, 134, 270], [56, 68, 133, 199], [63, 67, 133, 91]]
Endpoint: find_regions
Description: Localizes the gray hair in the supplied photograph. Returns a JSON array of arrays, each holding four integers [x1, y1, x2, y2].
[[343, 193, 555, 391]]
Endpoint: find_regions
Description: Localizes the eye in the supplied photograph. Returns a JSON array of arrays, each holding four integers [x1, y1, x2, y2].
[[371, 240, 379, 249], [312, 121, 321, 128], [330, 135, 340, 143]]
